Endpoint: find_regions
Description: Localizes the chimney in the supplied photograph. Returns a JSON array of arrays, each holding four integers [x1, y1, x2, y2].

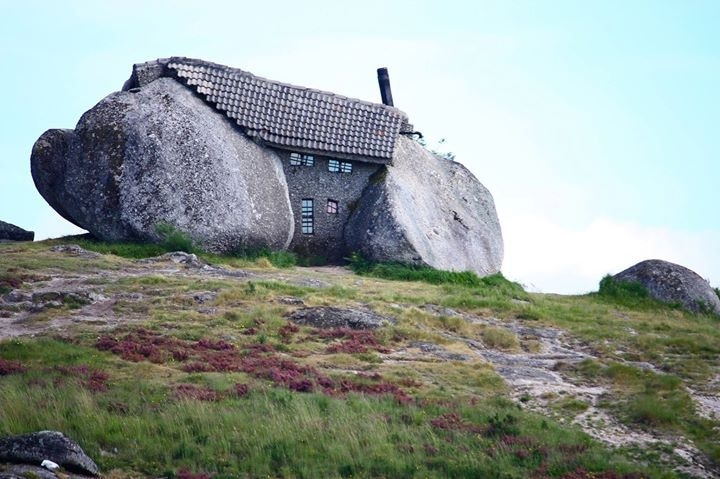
[[377, 67, 394, 107]]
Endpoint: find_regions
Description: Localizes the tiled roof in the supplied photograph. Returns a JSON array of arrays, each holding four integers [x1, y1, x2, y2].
[[146, 57, 410, 163]]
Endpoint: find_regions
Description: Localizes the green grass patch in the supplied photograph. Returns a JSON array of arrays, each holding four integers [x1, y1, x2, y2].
[[480, 327, 520, 351], [0, 337, 654, 478], [64, 235, 173, 259], [57, 232, 296, 269], [596, 275, 673, 311], [347, 253, 521, 291], [217, 246, 297, 268]]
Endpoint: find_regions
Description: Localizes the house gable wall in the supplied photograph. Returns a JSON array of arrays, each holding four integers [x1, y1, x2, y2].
[[277, 149, 381, 261]]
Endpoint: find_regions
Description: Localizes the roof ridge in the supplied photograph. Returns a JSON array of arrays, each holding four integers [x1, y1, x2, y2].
[[165, 57, 410, 120], [132, 57, 410, 162]]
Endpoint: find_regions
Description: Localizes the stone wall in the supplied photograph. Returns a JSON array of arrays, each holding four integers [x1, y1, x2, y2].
[[277, 150, 381, 261]]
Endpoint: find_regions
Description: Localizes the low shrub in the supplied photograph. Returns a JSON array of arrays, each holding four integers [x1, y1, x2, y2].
[[155, 222, 197, 253]]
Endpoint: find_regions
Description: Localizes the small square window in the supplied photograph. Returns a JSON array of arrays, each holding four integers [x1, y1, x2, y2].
[[328, 159, 352, 173], [327, 199, 338, 214], [290, 152, 314, 166]]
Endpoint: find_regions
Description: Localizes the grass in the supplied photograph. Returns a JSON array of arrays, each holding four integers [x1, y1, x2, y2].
[[1, 241, 719, 477], [347, 254, 525, 294], [57, 234, 297, 269], [0, 338, 652, 479], [480, 327, 520, 351], [569, 359, 720, 463]]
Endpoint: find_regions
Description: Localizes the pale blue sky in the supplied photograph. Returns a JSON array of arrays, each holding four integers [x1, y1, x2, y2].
[[1, 1, 718, 293]]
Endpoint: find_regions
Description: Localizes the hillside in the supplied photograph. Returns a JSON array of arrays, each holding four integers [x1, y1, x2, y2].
[[0, 240, 718, 478]]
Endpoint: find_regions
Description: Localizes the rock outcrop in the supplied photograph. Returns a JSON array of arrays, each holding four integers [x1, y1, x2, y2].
[[31, 78, 293, 254], [0, 221, 34, 242], [0, 431, 99, 476], [287, 307, 393, 330], [613, 259, 720, 315], [344, 137, 503, 276]]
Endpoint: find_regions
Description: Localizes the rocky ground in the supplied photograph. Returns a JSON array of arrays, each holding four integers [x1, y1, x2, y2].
[[1, 244, 719, 478]]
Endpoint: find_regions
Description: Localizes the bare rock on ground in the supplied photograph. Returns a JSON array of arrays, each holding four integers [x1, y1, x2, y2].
[[31, 77, 294, 254], [49, 245, 100, 258], [2, 464, 60, 479], [344, 136, 503, 276], [0, 431, 99, 476], [287, 307, 394, 330], [613, 259, 720, 315]]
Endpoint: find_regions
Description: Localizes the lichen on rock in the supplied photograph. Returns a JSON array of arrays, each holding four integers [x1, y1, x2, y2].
[[31, 78, 294, 254]]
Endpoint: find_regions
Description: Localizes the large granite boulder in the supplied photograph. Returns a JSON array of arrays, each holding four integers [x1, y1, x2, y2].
[[613, 259, 720, 315], [0, 221, 34, 242], [344, 137, 503, 276], [0, 431, 98, 475], [31, 77, 293, 253]]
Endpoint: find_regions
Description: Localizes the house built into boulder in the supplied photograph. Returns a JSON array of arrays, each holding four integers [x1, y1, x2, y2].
[[123, 58, 413, 261], [31, 57, 504, 275]]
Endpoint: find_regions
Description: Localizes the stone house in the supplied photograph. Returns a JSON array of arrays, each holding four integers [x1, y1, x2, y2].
[[32, 57, 503, 275], [123, 58, 415, 261]]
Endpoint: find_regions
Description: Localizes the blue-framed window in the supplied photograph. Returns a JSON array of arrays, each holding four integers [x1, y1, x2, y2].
[[290, 152, 315, 166], [301, 199, 314, 234], [328, 159, 352, 173]]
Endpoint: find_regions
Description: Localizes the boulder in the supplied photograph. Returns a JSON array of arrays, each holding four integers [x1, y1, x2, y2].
[[2, 464, 59, 479], [31, 77, 293, 254], [287, 307, 393, 330], [0, 431, 99, 475], [613, 259, 720, 315], [0, 221, 34, 242], [344, 136, 503, 276]]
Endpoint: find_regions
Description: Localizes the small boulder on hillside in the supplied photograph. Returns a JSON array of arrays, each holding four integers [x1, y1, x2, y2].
[[287, 307, 393, 330], [0, 431, 98, 476], [612, 259, 720, 315], [0, 221, 34, 242]]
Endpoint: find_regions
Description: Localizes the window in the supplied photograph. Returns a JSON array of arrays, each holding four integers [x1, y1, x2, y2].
[[290, 152, 314, 166], [328, 159, 352, 173], [326, 199, 338, 214], [301, 199, 314, 234]]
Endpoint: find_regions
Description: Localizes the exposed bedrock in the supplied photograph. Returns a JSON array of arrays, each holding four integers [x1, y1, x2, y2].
[[613, 259, 720, 315], [344, 136, 503, 276], [31, 77, 294, 253]]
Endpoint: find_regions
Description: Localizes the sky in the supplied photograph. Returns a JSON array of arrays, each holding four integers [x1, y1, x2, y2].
[[1, 0, 718, 294]]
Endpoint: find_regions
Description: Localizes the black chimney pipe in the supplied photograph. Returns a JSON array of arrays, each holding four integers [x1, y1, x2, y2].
[[377, 67, 394, 107]]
